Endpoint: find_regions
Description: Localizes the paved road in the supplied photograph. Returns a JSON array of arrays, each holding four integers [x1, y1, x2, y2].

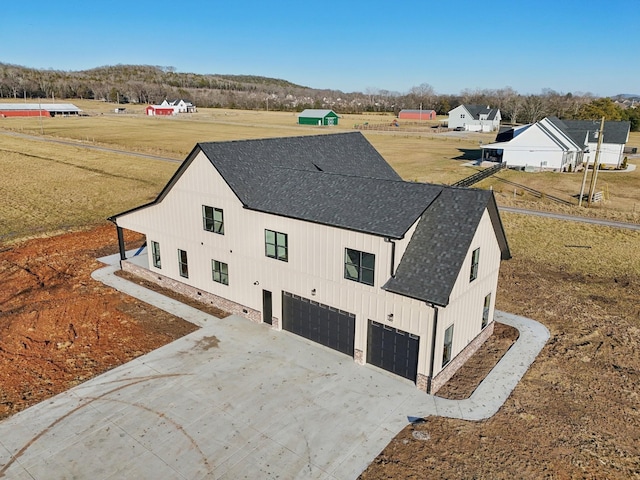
[[499, 206, 640, 231]]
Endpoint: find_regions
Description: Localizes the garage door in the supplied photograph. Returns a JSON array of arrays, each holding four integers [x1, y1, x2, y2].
[[282, 292, 355, 357], [367, 320, 419, 382]]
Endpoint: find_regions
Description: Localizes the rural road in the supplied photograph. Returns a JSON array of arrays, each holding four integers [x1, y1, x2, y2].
[[0, 129, 182, 164], [2, 128, 639, 231], [499, 206, 640, 231]]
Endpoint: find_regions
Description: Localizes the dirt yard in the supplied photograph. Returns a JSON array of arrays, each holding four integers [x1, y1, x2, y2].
[[1, 224, 639, 478]]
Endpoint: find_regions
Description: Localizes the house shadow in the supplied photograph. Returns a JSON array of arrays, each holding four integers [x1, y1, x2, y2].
[[454, 148, 482, 161]]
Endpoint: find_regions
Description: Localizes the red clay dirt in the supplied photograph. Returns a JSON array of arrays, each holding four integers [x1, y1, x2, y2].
[[1, 225, 638, 479]]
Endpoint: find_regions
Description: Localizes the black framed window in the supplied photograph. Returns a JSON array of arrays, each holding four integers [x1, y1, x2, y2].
[[470, 247, 480, 282], [442, 324, 454, 367], [203, 205, 224, 234], [344, 248, 375, 286], [151, 241, 161, 268], [212, 260, 229, 285], [482, 293, 491, 329], [178, 249, 189, 278], [265, 229, 288, 262]]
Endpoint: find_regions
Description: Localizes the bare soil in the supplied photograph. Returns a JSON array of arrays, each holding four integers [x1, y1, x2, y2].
[[1, 225, 638, 479], [0, 224, 198, 419]]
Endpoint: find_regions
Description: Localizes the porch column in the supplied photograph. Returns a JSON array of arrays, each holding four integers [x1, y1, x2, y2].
[[116, 225, 126, 261]]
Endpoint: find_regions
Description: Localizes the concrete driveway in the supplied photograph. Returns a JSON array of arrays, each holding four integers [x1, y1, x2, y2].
[[0, 256, 548, 479], [0, 311, 431, 479]]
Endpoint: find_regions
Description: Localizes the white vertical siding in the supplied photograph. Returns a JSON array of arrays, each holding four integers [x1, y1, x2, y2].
[[430, 210, 502, 377], [116, 150, 504, 380]]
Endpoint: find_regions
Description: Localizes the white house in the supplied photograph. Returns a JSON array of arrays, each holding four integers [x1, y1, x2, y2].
[[109, 132, 511, 394], [448, 105, 501, 132], [160, 99, 197, 113], [481, 117, 631, 171]]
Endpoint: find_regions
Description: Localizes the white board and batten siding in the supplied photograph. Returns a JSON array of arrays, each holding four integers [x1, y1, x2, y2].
[[116, 150, 439, 374], [430, 210, 502, 378]]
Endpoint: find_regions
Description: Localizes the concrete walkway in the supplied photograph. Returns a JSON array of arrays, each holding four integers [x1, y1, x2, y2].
[[0, 254, 549, 479]]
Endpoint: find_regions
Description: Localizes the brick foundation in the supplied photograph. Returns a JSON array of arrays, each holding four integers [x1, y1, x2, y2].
[[416, 373, 429, 392], [354, 349, 364, 365], [428, 321, 495, 394], [122, 261, 262, 324]]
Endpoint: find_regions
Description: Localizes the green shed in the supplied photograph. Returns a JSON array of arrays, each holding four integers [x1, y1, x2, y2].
[[297, 109, 339, 126]]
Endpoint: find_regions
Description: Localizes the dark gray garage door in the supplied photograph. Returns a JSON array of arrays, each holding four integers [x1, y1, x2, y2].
[[367, 320, 419, 382], [282, 292, 355, 357]]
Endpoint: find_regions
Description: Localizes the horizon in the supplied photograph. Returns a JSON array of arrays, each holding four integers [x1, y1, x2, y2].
[[1, 0, 638, 97]]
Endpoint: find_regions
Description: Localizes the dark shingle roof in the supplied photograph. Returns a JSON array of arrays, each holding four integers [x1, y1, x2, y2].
[[383, 188, 509, 306], [464, 104, 500, 121], [199, 132, 400, 181], [112, 132, 510, 306], [563, 119, 630, 145], [545, 117, 630, 147]]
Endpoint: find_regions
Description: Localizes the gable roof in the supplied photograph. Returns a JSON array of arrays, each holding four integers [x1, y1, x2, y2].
[[399, 109, 436, 114], [383, 189, 509, 306], [297, 109, 338, 118], [462, 105, 500, 121], [560, 119, 630, 145], [111, 132, 510, 306]]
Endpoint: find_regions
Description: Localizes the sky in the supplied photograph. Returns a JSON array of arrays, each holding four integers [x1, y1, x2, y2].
[[1, 0, 638, 97]]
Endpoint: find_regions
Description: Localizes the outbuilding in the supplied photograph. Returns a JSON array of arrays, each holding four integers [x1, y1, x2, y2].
[[297, 109, 339, 126], [398, 109, 436, 121], [146, 105, 175, 116], [0, 103, 81, 117]]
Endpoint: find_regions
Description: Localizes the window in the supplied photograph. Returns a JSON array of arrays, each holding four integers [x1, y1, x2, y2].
[[442, 324, 454, 367], [470, 247, 480, 281], [344, 248, 375, 286], [460, 113, 466, 118], [482, 293, 491, 329], [178, 249, 189, 278], [212, 260, 229, 285], [203, 205, 224, 234], [151, 241, 161, 268], [265, 229, 288, 262]]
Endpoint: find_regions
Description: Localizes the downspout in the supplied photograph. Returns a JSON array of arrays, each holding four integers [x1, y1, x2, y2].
[[108, 217, 127, 263], [427, 303, 439, 394], [384, 238, 396, 277]]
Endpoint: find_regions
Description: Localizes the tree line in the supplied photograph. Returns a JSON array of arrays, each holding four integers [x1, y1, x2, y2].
[[0, 63, 638, 129]]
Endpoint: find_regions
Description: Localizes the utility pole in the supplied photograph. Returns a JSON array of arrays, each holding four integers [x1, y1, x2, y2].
[[586, 117, 606, 207]]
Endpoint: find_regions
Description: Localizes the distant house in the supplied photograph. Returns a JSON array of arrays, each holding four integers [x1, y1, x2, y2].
[[0, 103, 81, 117], [109, 132, 511, 394], [161, 99, 196, 113], [398, 109, 436, 121], [297, 109, 339, 126], [481, 117, 631, 171], [146, 105, 175, 116], [448, 105, 501, 132]]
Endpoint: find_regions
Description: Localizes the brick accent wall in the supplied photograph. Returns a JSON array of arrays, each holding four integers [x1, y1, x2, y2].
[[428, 321, 495, 394], [121, 261, 263, 324], [416, 373, 429, 392]]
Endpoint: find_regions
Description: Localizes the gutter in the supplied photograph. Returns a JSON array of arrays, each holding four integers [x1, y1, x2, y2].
[[384, 238, 396, 277], [427, 302, 439, 394]]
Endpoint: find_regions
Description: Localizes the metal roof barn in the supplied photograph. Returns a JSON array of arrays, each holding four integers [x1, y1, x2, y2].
[[297, 109, 339, 126]]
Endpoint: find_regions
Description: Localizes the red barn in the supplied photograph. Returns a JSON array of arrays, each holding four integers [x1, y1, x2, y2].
[[398, 109, 437, 120], [0, 109, 51, 117], [146, 105, 174, 116]]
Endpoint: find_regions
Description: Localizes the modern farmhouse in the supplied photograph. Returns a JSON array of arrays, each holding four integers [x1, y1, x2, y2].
[[109, 132, 510, 393], [481, 117, 631, 171], [447, 104, 501, 132]]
